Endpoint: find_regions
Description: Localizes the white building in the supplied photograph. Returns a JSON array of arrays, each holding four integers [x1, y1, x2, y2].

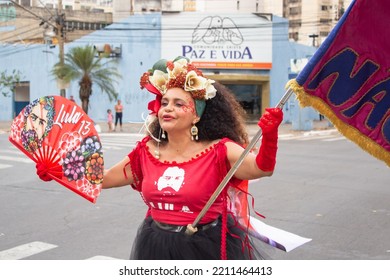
[[9, 0, 354, 46], [284, 0, 354, 46], [16, 0, 113, 12], [111, 0, 353, 46], [113, 0, 283, 22]]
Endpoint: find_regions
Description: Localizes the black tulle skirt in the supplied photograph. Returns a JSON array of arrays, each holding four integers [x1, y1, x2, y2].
[[130, 216, 265, 260]]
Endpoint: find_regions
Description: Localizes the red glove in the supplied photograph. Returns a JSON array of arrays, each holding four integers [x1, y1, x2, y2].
[[36, 162, 53, 182], [256, 108, 283, 172]]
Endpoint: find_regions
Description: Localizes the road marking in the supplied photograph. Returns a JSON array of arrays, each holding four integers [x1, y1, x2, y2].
[[86, 255, 122, 260], [298, 135, 338, 141], [102, 146, 135, 151], [99, 133, 144, 137], [302, 129, 338, 136], [0, 241, 122, 260], [0, 241, 58, 260], [0, 163, 12, 169], [100, 141, 136, 147], [0, 155, 32, 163], [279, 134, 305, 140], [279, 134, 343, 142], [2, 149, 25, 156], [323, 136, 346, 142]]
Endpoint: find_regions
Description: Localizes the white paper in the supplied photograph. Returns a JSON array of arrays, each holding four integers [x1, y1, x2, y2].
[[248, 216, 312, 252]]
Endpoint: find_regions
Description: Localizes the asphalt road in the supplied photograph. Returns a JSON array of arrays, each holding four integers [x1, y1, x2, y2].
[[0, 130, 389, 260]]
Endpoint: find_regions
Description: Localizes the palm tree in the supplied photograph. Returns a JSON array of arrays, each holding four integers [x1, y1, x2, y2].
[[52, 45, 121, 114]]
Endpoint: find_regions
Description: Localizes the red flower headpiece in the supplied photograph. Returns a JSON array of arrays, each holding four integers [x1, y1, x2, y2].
[[140, 56, 216, 116]]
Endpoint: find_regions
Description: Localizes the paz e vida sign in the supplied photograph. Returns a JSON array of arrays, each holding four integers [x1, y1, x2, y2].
[[162, 14, 273, 70]]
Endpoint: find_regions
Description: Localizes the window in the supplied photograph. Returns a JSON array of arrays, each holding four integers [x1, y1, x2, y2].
[[289, 7, 301, 15], [320, 31, 329, 37], [289, 32, 299, 41], [320, 18, 332, 24], [290, 19, 302, 28], [20, 0, 30, 7]]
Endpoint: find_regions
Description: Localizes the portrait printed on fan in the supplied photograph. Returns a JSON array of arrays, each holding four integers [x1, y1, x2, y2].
[[22, 96, 55, 153]]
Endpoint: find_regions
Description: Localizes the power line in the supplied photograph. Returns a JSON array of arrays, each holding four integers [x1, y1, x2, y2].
[[7, 0, 57, 29]]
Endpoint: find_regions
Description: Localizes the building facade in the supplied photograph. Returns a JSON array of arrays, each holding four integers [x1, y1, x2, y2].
[[283, 0, 353, 46], [0, 2, 112, 44], [6, 0, 354, 46], [111, 0, 353, 46], [0, 5, 317, 129], [21, 0, 113, 12]]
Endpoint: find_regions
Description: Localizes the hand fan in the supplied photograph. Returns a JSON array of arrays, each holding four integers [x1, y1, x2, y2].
[[9, 96, 103, 203]]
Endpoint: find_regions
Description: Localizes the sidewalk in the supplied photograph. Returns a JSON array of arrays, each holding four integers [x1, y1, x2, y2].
[[0, 119, 334, 137]]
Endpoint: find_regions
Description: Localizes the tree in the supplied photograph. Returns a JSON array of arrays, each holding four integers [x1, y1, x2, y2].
[[0, 69, 22, 97], [52, 45, 121, 114]]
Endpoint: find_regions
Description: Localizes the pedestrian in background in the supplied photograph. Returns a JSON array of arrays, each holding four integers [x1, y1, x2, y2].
[[114, 100, 123, 132], [107, 109, 114, 132]]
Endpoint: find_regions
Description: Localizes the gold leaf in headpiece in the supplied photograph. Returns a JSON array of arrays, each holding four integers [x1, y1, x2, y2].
[[168, 58, 187, 79], [184, 70, 207, 92], [149, 70, 168, 94]]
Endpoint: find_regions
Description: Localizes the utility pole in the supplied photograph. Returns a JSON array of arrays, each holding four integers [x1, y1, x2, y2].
[[8, 0, 66, 96], [56, 0, 66, 97], [309, 34, 319, 47], [130, 0, 135, 14]]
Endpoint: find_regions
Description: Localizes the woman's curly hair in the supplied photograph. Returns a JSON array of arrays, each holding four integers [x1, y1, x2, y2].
[[149, 81, 249, 146]]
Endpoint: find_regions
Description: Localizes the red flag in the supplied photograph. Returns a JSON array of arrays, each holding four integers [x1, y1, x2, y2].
[[288, 0, 390, 167]]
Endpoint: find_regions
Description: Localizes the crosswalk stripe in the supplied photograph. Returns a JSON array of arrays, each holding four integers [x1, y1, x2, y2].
[[279, 134, 305, 140], [100, 141, 136, 147], [86, 255, 122, 260], [102, 145, 133, 150], [99, 133, 143, 137], [279, 134, 342, 141], [1, 149, 25, 156], [298, 135, 338, 141], [0, 240, 122, 260], [0, 155, 32, 163], [323, 136, 345, 142], [302, 129, 338, 136], [0, 241, 58, 260], [0, 163, 12, 169]]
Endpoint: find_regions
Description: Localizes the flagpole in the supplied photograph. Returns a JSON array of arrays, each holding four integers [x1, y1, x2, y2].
[[185, 88, 294, 235]]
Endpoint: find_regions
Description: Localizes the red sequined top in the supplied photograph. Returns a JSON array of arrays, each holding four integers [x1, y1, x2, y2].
[[127, 136, 241, 225]]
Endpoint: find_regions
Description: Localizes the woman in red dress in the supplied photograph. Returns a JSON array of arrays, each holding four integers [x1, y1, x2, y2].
[[102, 56, 283, 260]]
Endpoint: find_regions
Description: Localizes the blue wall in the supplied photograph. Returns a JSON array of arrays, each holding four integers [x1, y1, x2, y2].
[[0, 14, 162, 123], [270, 15, 318, 129], [287, 41, 318, 130], [270, 16, 290, 121], [59, 13, 162, 123], [1, 13, 317, 129], [0, 44, 58, 120]]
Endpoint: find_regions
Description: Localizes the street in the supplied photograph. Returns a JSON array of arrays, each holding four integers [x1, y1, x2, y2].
[[0, 129, 389, 260]]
